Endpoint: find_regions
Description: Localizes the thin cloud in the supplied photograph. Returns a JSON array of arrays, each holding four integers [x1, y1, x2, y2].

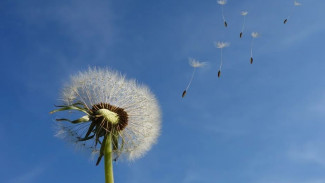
[[255, 178, 325, 183], [288, 142, 325, 166], [18, 0, 116, 63], [6, 165, 45, 183], [282, 23, 325, 46]]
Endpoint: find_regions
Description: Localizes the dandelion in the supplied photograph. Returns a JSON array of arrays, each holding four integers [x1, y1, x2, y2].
[[215, 41, 230, 78], [240, 11, 248, 38], [217, 0, 228, 27], [250, 32, 259, 64], [50, 68, 161, 183], [284, 1, 302, 24], [182, 58, 206, 98]]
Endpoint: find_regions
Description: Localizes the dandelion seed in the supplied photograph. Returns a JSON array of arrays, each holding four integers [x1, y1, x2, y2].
[[294, 1, 302, 6], [284, 1, 302, 24], [250, 32, 259, 64], [182, 58, 206, 98], [50, 68, 161, 183], [240, 11, 248, 38], [217, 0, 228, 27], [215, 41, 230, 78]]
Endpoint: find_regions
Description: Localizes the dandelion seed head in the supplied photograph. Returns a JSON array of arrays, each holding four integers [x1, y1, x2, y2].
[[217, 0, 227, 5], [215, 41, 230, 49], [241, 11, 248, 16], [189, 58, 206, 68], [294, 1, 302, 6], [56, 67, 161, 161], [251, 32, 259, 38]]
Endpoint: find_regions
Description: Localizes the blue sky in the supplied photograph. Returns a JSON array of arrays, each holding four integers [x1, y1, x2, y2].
[[1, 0, 325, 182]]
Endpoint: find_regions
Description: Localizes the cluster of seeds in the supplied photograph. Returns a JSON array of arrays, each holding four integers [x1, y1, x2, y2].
[[182, 0, 302, 98]]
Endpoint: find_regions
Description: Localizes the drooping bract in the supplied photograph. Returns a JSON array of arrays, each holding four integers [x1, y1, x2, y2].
[[182, 58, 206, 98], [284, 1, 302, 24], [240, 11, 248, 38], [250, 32, 259, 64], [217, 0, 228, 27], [215, 42, 230, 78]]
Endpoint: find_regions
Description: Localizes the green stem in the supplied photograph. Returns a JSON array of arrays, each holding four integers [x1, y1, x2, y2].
[[104, 133, 114, 183]]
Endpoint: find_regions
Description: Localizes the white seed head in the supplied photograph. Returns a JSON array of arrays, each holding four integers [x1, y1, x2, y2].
[[217, 0, 227, 5], [215, 41, 230, 49], [189, 58, 206, 68], [294, 1, 302, 6], [241, 11, 248, 16], [57, 68, 161, 161], [251, 32, 259, 38]]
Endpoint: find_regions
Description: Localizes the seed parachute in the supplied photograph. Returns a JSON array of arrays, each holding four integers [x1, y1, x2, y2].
[[215, 42, 230, 78], [182, 58, 206, 98]]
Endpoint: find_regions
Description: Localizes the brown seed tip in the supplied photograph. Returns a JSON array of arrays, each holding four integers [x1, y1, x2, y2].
[[224, 21, 228, 27], [240, 32, 243, 38], [250, 57, 253, 64], [284, 19, 287, 24], [218, 70, 221, 78], [182, 90, 187, 98]]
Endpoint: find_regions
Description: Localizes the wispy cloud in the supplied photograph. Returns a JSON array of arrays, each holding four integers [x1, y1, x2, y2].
[[6, 164, 46, 183], [204, 125, 247, 137], [288, 142, 325, 166], [282, 23, 325, 46], [307, 93, 325, 115], [182, 168, 216, 183], [53, 0, 115, 47], [255, 178, 325, 183], [18, 0, 116, 64]]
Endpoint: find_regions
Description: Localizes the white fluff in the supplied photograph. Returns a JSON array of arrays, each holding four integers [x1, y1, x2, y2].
[[241, 11, 248, 16], [294, 1, 302, 6], [217, 0, 227, 5], [189, 58, 206, 68], [57, 68, 161, 161], [216, 41, 230, 49], [251, 32, 259, 38]]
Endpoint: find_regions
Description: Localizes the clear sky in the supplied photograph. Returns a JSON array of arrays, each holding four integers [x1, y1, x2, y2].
[[1, 0, 325, 183]]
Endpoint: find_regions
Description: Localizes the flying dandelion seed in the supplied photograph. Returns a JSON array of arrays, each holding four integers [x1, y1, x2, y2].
[[284, 1, 302, 24], [250, 32, 259, 64], [50, 68, 161, 183], [240, 11, 248, 38], [217, 0, 228, 27], [215, 41, 230, 78], [182, 58, 206, 98]]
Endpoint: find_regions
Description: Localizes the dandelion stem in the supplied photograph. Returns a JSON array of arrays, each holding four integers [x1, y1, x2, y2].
[[104, 133, 114, 183]]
